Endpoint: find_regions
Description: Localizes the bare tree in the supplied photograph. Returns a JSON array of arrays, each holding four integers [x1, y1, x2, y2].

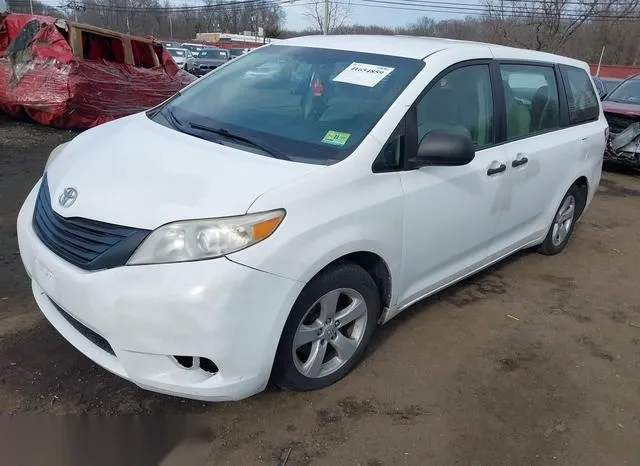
[[303, 0, 351, 34], [484, 0, 639, 52], [6, 0, 64, 16]]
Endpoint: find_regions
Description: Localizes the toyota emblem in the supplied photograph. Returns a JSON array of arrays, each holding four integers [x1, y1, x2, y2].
[[58, 187, 78, 208]]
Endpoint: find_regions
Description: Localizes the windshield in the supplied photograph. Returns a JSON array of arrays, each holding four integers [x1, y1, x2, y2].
[[606, 78, 640, 104], [151, 45, 424, 164], [199, 49, 228, 59], [169, 49, 185, 57]]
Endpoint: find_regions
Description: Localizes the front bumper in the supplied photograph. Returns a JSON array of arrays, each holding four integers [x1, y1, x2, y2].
[[17, 181, 304, 401], [190, 65, 222, 76]]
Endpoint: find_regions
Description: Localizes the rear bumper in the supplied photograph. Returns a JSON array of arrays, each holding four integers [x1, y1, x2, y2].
[[17, 181, 305, 401]]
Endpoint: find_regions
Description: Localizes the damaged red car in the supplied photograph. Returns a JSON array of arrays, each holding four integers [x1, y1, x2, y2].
[[602, 74, 640, 168], [0, 13, 195, 129]]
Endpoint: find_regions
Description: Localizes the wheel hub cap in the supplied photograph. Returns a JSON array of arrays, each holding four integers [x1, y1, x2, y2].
[[552, 195, 576, 247], [292, 288, 368, 379]]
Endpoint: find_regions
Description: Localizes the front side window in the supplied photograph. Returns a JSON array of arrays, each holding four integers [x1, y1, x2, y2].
[[416, 64, 494, 149], [500, 64, 560, 138], [563, 66, 599, 123], [605, 77, 640, 105], [152, 45, 424, 164]]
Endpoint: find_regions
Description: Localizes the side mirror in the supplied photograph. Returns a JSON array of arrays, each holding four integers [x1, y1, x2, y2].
[[413, 130, 475, 167]]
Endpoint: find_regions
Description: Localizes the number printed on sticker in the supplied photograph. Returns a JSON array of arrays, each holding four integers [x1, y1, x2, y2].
[[332, 62, 395, 87]]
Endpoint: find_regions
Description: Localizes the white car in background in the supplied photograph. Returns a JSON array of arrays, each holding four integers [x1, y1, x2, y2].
[[17, 35, 605, 401], [166, 47, 191, 69]]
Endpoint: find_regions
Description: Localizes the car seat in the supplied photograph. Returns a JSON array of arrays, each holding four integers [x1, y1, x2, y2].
[[503, 81, 531, 138]]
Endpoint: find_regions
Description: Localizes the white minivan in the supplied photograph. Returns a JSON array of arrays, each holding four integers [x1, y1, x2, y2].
[[17, 35, 606, 401]]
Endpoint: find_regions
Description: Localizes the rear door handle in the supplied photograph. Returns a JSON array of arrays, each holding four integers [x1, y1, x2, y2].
[[487, 164, 506, 176], [512, 157, 529, 168]]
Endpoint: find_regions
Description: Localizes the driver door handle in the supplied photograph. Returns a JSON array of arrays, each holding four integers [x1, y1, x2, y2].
[[487, 164, 507, 176], [512, 156, 529, 167]]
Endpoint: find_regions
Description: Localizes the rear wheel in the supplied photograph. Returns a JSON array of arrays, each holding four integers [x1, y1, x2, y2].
[[272, 262, 380, 391], [538, 185, 582, 255]]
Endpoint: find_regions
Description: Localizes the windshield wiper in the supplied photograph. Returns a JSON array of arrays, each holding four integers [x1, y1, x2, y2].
[[188, 122, 290, 160], [164, 106, 183, 128]]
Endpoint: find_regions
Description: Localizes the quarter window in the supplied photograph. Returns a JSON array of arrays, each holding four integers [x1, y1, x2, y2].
[[562, 66, 599, 123], [499, 64, 560, 139], [416, 64, 494, 149]]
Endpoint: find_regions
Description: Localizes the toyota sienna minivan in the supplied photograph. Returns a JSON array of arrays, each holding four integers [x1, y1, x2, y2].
[[17, 35, 606, 401]]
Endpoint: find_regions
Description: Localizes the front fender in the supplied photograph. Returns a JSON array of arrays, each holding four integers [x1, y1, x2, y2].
[[229, 170, 405, 307]]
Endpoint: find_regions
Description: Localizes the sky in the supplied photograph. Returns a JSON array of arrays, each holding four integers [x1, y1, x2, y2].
[[283, 0, 481, 31]]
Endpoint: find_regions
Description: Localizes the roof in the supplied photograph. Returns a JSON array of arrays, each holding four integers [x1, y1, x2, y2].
[[280, 35, 457, 59], [279, 35, 587, 68]]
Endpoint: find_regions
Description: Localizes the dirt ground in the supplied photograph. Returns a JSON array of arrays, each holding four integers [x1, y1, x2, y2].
[[1, 117, 640, 465]]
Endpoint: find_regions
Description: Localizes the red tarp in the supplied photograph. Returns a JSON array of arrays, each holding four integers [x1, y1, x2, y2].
[[0, 13, 195, 129]]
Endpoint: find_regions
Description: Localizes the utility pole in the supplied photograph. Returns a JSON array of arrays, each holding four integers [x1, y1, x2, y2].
[[30, 0, 34, 14], [169, 14, 173, 38], [596, 46, 605, 77], [323, 0, 329, 35]]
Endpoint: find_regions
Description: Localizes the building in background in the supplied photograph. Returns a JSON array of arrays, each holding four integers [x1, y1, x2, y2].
[[195, 32, 280, 49]]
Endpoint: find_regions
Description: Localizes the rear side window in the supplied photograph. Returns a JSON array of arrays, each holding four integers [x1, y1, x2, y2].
[[562, 65, 599, 124], [499, 64, 560, 139], [132, 40, 156, 68]]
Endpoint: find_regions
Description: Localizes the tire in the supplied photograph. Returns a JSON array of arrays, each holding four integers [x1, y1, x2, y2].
[[271, 262, 380, 391], [538, 184, 582, 255]]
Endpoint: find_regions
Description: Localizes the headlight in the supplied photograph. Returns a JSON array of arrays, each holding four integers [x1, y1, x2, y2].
[[127, 209, 285, 265], [45, 142, 69, 168]]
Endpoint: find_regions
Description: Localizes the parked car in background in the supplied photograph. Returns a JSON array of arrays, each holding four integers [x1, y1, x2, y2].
[[602, 74, 640, 167], [228, 48, 246, 59], [17, 35, 605, 401], [601, 77, 623, 94], [241, 60, 290, 83], [592, 76, 607, 99], [593, 76, 624, 99], [185, 47, 230, 76], [180, 42, 206, 55], [167, 47, 191, 69]]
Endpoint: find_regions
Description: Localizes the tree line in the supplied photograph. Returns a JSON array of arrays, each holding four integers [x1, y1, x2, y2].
[[5, 0, 640, 65]]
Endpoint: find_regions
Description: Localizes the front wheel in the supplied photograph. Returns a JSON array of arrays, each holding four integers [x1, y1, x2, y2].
[[538, 185, 581, 255], [271, 262, 380, 391]]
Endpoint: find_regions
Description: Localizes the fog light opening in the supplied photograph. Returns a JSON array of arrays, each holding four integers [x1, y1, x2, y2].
[[199, 357, 219, 374], [174, 355, 194, 368]]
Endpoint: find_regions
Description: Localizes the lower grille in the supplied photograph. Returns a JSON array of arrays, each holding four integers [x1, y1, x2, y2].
[[49, 297, 115, 356], [605, 112, 638, 134]]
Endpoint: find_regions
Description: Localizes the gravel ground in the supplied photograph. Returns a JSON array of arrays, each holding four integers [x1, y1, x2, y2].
[[1, 118, 639, 465]]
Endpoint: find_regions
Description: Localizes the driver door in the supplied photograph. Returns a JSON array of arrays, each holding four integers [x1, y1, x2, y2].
[[397, 62, 510, 307]]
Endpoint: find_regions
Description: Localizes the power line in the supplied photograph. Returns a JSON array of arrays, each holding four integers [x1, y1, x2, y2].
[[353, 0, 640, 19], [9, 0, 640, 22]]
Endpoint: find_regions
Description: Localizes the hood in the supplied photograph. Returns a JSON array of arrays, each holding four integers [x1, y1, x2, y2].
[[602, 100, 640, 118], [45, 113, 320, 230]]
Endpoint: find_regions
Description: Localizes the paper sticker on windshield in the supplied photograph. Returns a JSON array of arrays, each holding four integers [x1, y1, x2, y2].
[[322, 131, 351, 146], [332, 62, 394, 87]]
